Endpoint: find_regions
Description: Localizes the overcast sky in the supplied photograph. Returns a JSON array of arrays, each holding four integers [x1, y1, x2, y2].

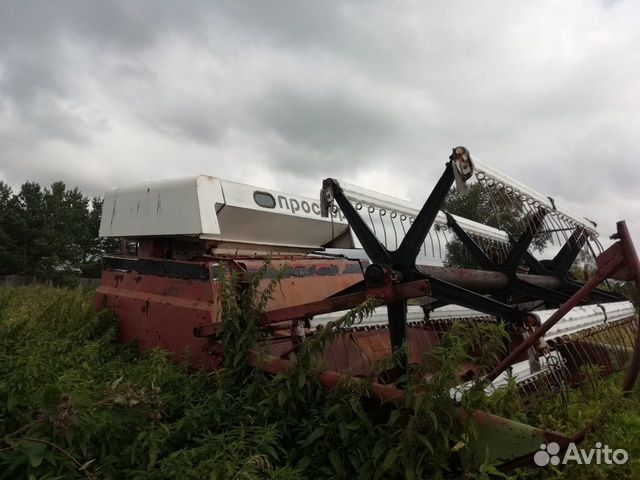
[[1, 0, 639, 244]]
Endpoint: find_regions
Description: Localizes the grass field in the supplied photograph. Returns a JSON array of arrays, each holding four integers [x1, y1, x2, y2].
[[0, 286, 639, 479]]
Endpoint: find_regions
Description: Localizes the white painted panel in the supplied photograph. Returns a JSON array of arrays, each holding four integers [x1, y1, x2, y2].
[[533, 301, 635, 339], [338, 180, 509, 243], [99, 175, 352, 249], [99, 176, 222, 237], [472, 158, 598, 237]]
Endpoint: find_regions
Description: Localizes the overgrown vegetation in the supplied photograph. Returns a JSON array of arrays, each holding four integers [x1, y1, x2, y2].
[[1, 284, 639, 479]]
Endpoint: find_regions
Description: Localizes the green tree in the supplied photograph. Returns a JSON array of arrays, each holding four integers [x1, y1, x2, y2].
[[37, 182, 95, 279], [0, 181, 22, 274], [442, 183, 548, 268], [0, 180, 119, 280], [13, 182, 47, 276], [81, 197, 120, 277]]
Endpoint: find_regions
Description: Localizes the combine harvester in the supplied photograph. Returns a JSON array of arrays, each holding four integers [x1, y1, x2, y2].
[[96, 147, 640, 467]]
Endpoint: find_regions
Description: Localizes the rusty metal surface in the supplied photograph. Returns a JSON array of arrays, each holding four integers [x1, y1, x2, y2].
[[257, 259, 365, 311], [261, 279, 430, 326], [417, 265, 562, 291], [321, 327, 441, 376], [95, 269, 218, 368], [97, 256, 364, 368], [616, 221, 640, 392]]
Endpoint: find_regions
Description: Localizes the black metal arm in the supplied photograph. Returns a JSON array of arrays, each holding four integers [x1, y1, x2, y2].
[[546, 227, 587, 275], [445, 212, 497, 270], [501, 209, 547, 274], [321, 148, 534, 360]]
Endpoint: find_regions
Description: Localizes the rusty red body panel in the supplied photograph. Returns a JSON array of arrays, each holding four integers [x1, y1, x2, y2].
[[321, 327, 441, 377], [96, 256, 366, 368], [96, 270, 218, 367], [96, 253, 443, 376]]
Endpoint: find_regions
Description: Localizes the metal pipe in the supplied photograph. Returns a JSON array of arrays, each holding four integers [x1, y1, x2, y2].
[[618, 221, 640, 393], [250, 353, 402, 402], [417, 265, 563, 292]]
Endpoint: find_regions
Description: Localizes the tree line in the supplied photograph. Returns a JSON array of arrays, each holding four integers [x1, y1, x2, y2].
[[0, 180, 119, 280]]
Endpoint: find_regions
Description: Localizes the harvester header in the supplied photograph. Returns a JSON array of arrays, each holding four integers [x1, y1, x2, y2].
[[95, 146, 640, 468]]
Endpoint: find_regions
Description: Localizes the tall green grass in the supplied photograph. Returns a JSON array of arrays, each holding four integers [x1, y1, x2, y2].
[[0, 285, 638, 479]]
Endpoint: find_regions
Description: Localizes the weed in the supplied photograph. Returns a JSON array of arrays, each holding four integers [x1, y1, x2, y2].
[[0, 280, 639, 479]]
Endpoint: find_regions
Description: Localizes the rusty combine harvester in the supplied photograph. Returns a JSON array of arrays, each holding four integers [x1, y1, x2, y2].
[[96, 147, 640, 467]]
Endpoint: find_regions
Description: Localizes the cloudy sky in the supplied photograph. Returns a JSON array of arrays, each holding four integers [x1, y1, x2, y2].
[[1, 0, 639, 243]]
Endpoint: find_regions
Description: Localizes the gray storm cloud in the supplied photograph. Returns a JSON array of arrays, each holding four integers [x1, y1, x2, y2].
[[0, 0, 639, 243]]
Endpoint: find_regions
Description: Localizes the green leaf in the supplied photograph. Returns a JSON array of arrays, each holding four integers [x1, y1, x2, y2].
[[79, 458, 96, 471], [388, 409, 401, 426], [110, 375, 124, 389], [338, 422, 348, 441], [371, 440, 386, 462], [418, 435, 434, 454], [297, 372, 307, 389], [148, 443, 158, 469], [328, 450, 342, 473], [324, 403, 341, 418], [382, 448, 398, 471], [41, 384, 62, 409], [25, 440, 47, 468], [278, 389, 287, 407], [296, 456, 312, 470], [479, 461, 510, 478], [345, 420, 361, 431], [413, 393, 424, 414], [302, 427, 324, 446], [427, 410, 439, 432]]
